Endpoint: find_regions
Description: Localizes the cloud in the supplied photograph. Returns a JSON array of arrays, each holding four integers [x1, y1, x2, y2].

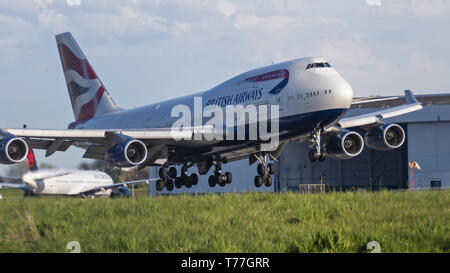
[[408, 0, 450, 18], [216, 1, 237, 17], [367, 0, 450, 18], [366, 0, 382, 6], [316, 39, 376, 67], [37, 7, 67, 32], [234, 15, 297, 31]]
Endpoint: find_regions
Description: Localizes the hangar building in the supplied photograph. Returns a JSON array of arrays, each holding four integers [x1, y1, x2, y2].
[[148, 93, 450, 196]]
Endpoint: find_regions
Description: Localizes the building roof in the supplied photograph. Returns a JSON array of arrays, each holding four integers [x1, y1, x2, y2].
[[352, 93, 450, 109]]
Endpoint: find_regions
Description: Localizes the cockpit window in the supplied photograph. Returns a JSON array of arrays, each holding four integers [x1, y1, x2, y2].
[[306, 62, 332, 70]]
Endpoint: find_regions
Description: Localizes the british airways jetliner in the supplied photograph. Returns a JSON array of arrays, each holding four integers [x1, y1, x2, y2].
[[0, 32, 422, 191]]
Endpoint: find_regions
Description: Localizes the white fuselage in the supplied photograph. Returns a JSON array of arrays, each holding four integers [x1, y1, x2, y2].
[[73, 57, 353, 130], [22, 169, 113, 196], [68, 57, 354, 162]]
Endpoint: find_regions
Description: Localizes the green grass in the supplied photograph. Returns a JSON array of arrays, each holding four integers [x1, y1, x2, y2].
[[0, 189, 449, 253]]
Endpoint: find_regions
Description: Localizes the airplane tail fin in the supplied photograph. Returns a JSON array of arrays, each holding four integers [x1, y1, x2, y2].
[[27, 149, 38, 171], [55, 32, 121, 122]]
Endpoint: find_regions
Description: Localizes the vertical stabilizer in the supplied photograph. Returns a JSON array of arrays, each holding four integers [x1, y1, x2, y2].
[[55, 32, 121, 121], [27, 149, 38, 171]]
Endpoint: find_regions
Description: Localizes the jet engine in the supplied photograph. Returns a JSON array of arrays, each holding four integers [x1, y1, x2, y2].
[[105, 138, 148, 167], [110, 186, 131, 198], [323, 130, 364, 159], [0, 135, 29, 164], [364, 123, 405, 150]]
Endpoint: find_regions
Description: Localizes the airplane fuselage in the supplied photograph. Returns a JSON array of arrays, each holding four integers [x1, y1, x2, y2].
[[22, 169, 113, 196], [69, 57, 354, 162]]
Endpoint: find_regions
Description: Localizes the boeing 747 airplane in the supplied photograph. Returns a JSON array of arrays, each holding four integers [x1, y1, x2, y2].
[[0, 32, 422, 191]]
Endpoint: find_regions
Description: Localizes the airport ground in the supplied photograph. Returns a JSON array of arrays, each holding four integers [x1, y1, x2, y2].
[[0, 187, 449, 253]]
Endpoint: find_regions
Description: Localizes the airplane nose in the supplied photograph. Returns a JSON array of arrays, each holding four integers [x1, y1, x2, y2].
[[334, 81, 354, 109], [23, 180, 37, 191], [22, 174, 37, 191]]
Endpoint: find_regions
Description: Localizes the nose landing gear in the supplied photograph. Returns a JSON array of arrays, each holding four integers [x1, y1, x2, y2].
[[308, 128, 326, 162]]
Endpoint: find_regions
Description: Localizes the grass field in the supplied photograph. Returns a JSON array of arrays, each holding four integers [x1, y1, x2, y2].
[[0, 188, 449, 253]]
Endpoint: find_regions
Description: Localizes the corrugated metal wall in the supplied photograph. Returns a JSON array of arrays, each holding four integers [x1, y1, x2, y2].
[[407, 121, 450, 189]]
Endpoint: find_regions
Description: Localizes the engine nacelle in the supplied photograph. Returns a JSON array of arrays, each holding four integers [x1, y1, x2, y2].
[[323, 130, 364, 159], [105, 138, 148, 167], [364, 123, 405, 150], [0, 136, 29, 164], [110, 186, 131, 198]]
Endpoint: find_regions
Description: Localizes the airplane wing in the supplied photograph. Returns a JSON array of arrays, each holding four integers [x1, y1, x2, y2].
[[0, 126, 213, 162], [0, 176, 23, 183], [78, 178, 156, 197], [330, 90, 422, 130], [0, 182, 28, 190]]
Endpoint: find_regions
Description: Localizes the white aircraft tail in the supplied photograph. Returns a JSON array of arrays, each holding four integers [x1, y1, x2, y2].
[[55, 32, 121, 121]]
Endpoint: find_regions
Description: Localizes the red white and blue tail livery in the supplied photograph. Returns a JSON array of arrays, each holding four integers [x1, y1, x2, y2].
[[56, 32, 120, 122]]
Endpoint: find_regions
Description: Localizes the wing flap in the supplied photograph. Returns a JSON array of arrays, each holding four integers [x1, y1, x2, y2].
[[4, 127, 208, 140], [352, 96, 399, 105]]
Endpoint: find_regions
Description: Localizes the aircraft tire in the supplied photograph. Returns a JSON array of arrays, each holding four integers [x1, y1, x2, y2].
[[225, 172, 232, 184], [168, 167, 177, 179], [267, 163, 276, 175], [159, 168, 168, 179], [218, 175, 226, 187], [166, 179, 174, 191], [254, 175, 263, 187], [191, 173, 199, 185], [309, 150, 317, 162], [156, 179, 165, 191], [257, 164, 266, 176], [175, 177, 183, 188], [184, 176, 192, 188], [208, 175, 216, 187], [318, 153, 326, 162], [264, 175, 273, 187]]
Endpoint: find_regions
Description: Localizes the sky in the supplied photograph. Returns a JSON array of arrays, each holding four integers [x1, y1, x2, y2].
[[0, 0, 450, 172]]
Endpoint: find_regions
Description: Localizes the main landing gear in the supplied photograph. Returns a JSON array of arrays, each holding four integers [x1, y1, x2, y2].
[[253, 154, 276, 188], [308, 128, 325, 162], [208, 161, 232, 187], [156, 164, 198, 192]]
